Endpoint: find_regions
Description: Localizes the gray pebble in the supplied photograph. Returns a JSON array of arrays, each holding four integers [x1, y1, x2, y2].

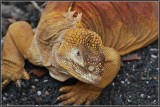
[[146, 81, 149, 84], [37, 91, 42, 96], [3, 97, 6, 100], [153, 76, 157, 80], [140, 93, 144, 98], [22, 92, 25, 96], [151, 54, 157, 59], [127, 81, 131, 84], [125, 78, 128, 82], [121, 81, 125, 84], [34, 79, 39, 82], [112, 82, 115, 86], [4, 93, 8, 96], [147, 96, 151, 98], [43, 80, 48, 83], [45, 91, 49, 96], [141, 77, 146, 80], [127, 99, 131, 102], [126, 73, 129, 76], [150, 48, 157, 51], [32, 85, 36, 89]]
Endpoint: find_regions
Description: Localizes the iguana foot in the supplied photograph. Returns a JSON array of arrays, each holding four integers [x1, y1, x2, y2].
[[2, 68, 30, 89], [57, 81, 102, 105]]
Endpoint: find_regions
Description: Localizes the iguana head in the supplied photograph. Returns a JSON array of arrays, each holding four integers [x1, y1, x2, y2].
[[54, 28, 105, 85]]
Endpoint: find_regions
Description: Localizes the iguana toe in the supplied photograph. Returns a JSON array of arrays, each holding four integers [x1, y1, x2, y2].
[[2, 79, 11, 90], [84, 100, 91, 105], [58, 91, 75, 101], [62, 96, 79, 105], [21, 69, 30, 80], [59, 86, 72, 93], [15, 80, 22, 88]]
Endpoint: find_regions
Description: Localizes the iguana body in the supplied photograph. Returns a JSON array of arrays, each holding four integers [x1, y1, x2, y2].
[[2, 2, 158, 105]]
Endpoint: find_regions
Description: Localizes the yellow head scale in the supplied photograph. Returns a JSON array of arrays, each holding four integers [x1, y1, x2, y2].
[[64, 28, 103, 51]]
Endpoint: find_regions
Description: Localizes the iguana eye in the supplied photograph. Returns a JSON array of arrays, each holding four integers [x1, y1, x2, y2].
[[70, 48, 84, 67], [73, 48, 81, 57], [76, 50, 80, 56]]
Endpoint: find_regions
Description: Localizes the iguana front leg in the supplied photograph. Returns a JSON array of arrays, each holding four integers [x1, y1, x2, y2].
[[58, 47, 121, 105], [2, 21, 34, 88]]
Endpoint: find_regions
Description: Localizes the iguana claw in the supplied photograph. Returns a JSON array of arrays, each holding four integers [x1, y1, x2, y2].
[[15, 80, 22, 88], [2, 79, 11, 90]]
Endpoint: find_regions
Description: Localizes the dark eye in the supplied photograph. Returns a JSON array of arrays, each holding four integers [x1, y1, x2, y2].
[[77, 51, 80, 56], [72, 48, 81, 57]]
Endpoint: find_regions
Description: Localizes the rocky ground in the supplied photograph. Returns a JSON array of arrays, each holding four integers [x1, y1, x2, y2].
[[1, 2, 159, 105]]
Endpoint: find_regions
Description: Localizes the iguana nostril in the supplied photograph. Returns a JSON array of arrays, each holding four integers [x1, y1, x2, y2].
[[88, 66, 95, 71]]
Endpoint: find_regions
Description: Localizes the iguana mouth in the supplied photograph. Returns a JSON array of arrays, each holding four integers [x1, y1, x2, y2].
[[71, 60, 102, 84], [56, 57, 103, 85]]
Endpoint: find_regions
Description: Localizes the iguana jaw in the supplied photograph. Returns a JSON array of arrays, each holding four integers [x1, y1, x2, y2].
[[55, 56, 103, 85]]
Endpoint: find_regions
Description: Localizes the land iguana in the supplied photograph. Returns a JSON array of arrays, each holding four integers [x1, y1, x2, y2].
[[2, 2, 158, 105]]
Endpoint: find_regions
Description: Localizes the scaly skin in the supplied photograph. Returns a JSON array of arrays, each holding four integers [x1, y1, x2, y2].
[[2, 2, 158, 105]]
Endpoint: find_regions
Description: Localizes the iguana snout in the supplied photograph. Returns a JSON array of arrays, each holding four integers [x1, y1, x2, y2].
[[55, 28, 105, 85]]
